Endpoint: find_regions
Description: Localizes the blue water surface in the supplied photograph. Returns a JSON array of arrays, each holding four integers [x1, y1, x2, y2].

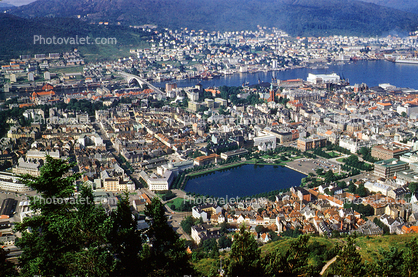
[[184, 164, 306, 198]]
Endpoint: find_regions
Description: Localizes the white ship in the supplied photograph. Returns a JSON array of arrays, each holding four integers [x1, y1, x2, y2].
[[394, 57, 418, 64]]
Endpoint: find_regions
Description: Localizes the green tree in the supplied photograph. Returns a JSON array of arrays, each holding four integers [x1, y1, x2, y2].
[[219, 221, 229, 235], [227, 224, 264, 276], [263, 234, 313, 276], [255, 224, 265, 234], [337, 181, 347, 189], [324, 188, 333, 196], [284, 234, 313, 276], [315, 168, 324, 175], [180, 215, 195, 235], [263, 249, 286, 277], [348, 181, 356, 193], [218, 105, 228, 115], [355, 183, 368, 197], [15, 156, 114, 276], [0, 244, 17, 276], [330, 235, 365, 277], [370, 247, 404, 277], [200, 237, 217, 253], [218, 235, 232, 249], [402, 237, 418, 277], [409, 182, 418, 193], [324, 170, 335, 182], [109, 192, 143, 276], [143, 197, 194, 276]]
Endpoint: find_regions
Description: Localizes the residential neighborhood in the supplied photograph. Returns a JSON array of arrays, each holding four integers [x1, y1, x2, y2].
[[2, 26, 418, 258]]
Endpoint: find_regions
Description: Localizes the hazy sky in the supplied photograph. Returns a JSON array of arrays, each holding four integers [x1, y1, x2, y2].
[[3, 0, 37, 6]]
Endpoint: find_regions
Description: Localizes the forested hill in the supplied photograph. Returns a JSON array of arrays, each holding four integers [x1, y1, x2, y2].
[[0, 13, 150, 60], [0, 2, 15, 11], [359, 0, 418, 15], [7, 0, 418, 36]]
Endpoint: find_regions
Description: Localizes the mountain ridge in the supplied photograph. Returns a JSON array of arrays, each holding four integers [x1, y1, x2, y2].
[[0, 2, 15, 10], [359, 0, 418, 14], [6, 0, 418, 36]]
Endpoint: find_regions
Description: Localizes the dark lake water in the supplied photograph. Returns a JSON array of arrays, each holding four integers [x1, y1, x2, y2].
[[153, 60, 418, 89], [184, 164, 306, 198]]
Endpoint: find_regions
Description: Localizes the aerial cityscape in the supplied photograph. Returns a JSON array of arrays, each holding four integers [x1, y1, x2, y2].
[[2, 0, 418, 276]]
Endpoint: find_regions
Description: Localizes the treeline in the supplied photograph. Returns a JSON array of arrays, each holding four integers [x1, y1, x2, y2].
[[197, 229, 418, 277], [341, 164, 361, 175], [358, 147, 379, 163], [326, 144, 351, 155], [238, 187, 290, 202], [344, 155, 373, 171], [313, 148, 333, 159], [55, 99, 104, 116], [196, 230, 418, 277], [1, 156, 193, 277], [218, 85, 263, 106], [343, 202, 374, 216]]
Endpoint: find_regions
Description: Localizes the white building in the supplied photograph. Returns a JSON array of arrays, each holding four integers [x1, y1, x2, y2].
[[364, 181, 390, 196], [26, 149, 60, 160], [307, 73, 340, 85], [139, 170, 173, 191], [0, 172, 32, 192], [12, 158, 42, 177], [254, 135, 276, 151], [192, 206, 209, 222], [159, 160, 194, 177], [77, 133, 105, 149], [339, 137, 363, 154], [397, 104, 418, 119]]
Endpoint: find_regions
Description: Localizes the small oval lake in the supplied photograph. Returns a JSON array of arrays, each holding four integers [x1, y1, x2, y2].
[[184, 164, 306, 198]]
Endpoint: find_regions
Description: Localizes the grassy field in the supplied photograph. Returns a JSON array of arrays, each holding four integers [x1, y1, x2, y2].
[[262, 233, 418, 262], [80, 45, 132, 62], [327, 151, 340, 158], [49, 65, 84, 74], [336, 158, 345, 162], [191, 233, 418, 276], [166, 197, 186, 210], [355, 233, 418, 262], [260, 235, 335, 256]]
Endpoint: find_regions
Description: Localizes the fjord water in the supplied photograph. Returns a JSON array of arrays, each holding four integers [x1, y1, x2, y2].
[[154, 60, 418, 89], [184, 164, 306, 198]]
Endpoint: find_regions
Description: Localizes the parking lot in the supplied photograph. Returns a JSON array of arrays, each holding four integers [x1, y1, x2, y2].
[[0, 190, 34, 223], [287, 158, 341, 175]]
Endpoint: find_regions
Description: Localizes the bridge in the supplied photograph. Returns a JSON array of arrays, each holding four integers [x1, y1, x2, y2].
[[118, 72, 164, 95]]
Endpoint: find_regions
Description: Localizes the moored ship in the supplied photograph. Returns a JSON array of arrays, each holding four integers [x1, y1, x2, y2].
[[394, 57, 418, 64]]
